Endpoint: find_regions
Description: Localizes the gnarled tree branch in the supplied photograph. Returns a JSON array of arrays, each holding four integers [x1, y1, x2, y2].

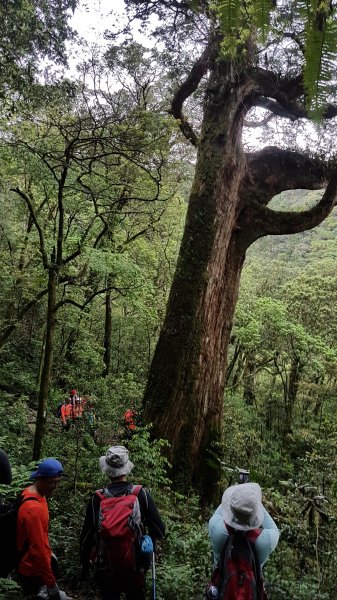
[[243, 147, 331, 206], [249, 68, 337, 121], [10, 187, 50, 269], [244, 112, 274, 128], [53, 285, 127, 313], [169, 46, 210, 146], [240, 169, 337, 240]]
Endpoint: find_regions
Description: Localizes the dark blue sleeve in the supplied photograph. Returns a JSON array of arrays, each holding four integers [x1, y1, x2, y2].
[[139, 487, 165, 539], [0, 450, 12, 484]]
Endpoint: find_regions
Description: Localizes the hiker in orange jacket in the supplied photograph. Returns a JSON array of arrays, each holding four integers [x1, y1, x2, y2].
[[61, 398, 73, 431], [17, 458, 64, 599]]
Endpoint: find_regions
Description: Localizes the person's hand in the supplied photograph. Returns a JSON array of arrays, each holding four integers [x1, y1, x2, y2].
[[47, 584, 61, 600]]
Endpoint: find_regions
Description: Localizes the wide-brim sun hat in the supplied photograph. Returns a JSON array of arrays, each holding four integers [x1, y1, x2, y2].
[[99, 445, 134, 478], [221, 482, 264, 531]]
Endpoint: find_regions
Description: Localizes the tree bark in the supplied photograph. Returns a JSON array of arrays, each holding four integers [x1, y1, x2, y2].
[[33, 267, 57, 460], [284, 356, 303, 436], [102, 289, 113, 377]]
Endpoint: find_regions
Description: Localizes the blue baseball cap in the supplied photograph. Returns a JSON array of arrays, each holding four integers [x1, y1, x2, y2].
[[30, 458, 64, 480]]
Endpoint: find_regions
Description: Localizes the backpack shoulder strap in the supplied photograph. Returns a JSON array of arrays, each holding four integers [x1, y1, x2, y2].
[[19, 496, 40, 507], [246, 527, 262, 543], [131, 485, 142, 497], [94, 489, 107, 501], [94, 485, 142, 501]]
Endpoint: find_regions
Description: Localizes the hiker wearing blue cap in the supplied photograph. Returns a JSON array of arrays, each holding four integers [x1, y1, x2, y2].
[[16, 458, 65, 600]]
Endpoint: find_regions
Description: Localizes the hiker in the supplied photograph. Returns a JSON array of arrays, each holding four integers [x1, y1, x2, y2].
[[80, 445, 165, 600], [0, 449, 12, 484], [17, 458, 65, 599], [60, 397, 73, 431], [123, 408, 138, 439], [87, 408, 96, 432], [56, 400, 66, 421], [72, 397, 84, 420], [208, 482, 279, 598], [69, 389, 79, 406]]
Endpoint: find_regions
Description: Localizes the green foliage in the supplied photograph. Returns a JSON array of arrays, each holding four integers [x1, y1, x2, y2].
[[222, 189, 337, 596], [300, 0, 337, 118], [0, 578, 23, 600], [211, 0, 273, 58], [211, 0, 337, 115], [0, 0, 76, 98]]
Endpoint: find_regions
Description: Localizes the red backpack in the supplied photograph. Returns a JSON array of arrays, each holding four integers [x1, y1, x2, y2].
[[95, 485, 143, 572], [210, 528, 268, 600]]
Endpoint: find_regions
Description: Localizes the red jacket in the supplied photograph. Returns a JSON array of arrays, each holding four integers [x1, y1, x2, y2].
[[124, 409, 137, 430], [17, 488, 56, 587]]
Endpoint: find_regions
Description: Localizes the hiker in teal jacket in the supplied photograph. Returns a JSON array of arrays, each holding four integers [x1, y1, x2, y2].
[[208, 482, 280, 566]]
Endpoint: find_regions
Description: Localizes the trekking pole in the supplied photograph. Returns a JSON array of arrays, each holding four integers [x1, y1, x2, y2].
[[151, 550, 156, 600]]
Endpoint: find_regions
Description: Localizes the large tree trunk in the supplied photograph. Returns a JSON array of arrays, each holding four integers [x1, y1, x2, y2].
[[143, 43, 337, 498], [144, 62, 253, 496], [33, 267, 57, 460]]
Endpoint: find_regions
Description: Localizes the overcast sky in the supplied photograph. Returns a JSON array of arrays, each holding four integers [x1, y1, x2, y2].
[[70, 0, 126, 42], [66, 1, 319, 152], [66, 0, 153, 76]]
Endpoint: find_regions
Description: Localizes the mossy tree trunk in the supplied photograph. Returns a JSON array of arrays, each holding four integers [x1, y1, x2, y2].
[[143, 46, 337, 498]]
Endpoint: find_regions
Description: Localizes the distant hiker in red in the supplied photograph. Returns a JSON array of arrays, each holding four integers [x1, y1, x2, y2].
[[80, 445, 165, 600], [123, 408, 137, 439], [17, 459, 65, 599]]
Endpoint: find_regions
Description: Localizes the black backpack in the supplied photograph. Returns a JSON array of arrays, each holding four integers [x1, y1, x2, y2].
[[55, 403, 63, 418], [0, 494, 39, 578]]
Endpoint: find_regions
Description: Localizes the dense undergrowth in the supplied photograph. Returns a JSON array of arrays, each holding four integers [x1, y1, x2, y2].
[[1, 384, 337, 599], [1, 195, 337, 600]]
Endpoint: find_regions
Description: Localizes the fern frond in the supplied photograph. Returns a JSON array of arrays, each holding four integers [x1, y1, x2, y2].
[[215, 0, 241, 34], [251, 0, 272, 44], [211, 0, 241, 56], [301, 0, 337, 118]]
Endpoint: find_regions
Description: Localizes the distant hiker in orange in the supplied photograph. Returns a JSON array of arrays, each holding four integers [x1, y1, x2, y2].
[[61, 397, 73, 431]]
